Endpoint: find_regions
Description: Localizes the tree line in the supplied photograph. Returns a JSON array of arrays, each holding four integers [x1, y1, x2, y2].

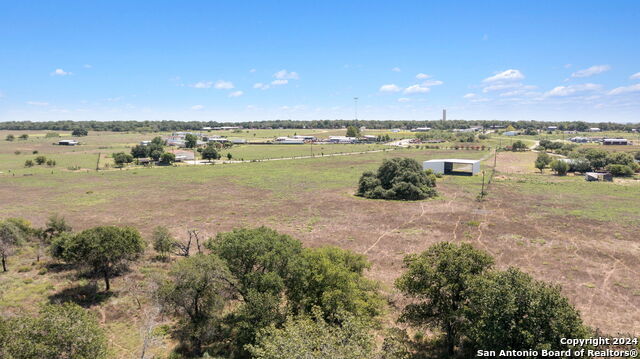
[[1, 119, 639, 132], [0, 216, 593, 358]]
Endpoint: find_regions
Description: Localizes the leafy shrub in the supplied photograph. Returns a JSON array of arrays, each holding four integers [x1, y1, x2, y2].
[[356, 158, 437, 200], [550, 160, 569, 175], [606, 164, 634, 177]]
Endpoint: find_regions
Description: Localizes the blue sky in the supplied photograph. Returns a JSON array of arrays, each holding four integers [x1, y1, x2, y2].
[[1, 1, 639, 123]]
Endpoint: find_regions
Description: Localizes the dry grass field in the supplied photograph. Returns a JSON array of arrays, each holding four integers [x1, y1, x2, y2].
[[1, 131, 639, 357]]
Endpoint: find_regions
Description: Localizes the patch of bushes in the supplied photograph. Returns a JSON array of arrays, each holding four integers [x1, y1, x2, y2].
[[356, 157, 437, 200]]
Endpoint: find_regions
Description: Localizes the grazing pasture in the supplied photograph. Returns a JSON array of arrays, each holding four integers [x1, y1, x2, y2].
[[1, 130, 639, 357]]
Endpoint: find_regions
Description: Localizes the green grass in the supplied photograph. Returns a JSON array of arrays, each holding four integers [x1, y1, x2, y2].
[[497, 173, 640, 226]]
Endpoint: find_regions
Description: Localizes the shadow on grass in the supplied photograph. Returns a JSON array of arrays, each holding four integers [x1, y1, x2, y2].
[[48, 282, 113, 307], [44, 262, 76, 273]]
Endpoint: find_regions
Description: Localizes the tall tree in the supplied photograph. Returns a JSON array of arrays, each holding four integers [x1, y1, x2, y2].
[[463, 267, 590, 354], [185, 133, 198, 148], [346, 125, 361, 138], [158, 254, 235, 356], [1, 303, 108, 359], [53, 226, 146, 291], [152, 226, 176, 260], [0, 220, 28, 271], [288, 246, 383, 322], [395, 242, 494, 356]]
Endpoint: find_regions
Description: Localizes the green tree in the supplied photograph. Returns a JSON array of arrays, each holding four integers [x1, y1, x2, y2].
[[72, 128, 88, 136], [511, 140, 528, 151], [185, 133, 198, 148], [150, 149, 162, 161], [45, 159, 56, 167], [35, 155, 47, 165], [19, 134, 29, 140], [534, 152, 552, 173], [24, 159, 34, 167], [158, 254, 235, 356], [463, 268, 590, 354], [6, 134, 15, 141], [581, 148, 608, 169], [43, 213, 72, 242], [607, 152, 639, 170], [151, 136, 165, 146], [356, 158, 437, 200], [288, 247, 383, 322], [112, 152, 133, 167], [152, 226, 176, 260], [395, 242, 494, 356], [247, 309, 375, 359], [346, 125, 361, 138], [606, 164, 634, 177], [227, 152, 233, 160], [550, 159, 569, 175], [206, 227, 304, 357], [0, 220, 28, 271], [201, 145, 221, 162], [130, 144, 150, 158], [160, 152, 176, 165], [0, 303, 108, 359], [53, 226, 146, 291]]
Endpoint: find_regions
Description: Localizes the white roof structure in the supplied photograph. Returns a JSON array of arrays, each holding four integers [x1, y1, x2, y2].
[[423, 159, 480, 175]]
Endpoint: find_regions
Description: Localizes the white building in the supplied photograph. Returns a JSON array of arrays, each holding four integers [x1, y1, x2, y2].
[[423, 159, 481, 175], [589, 127, 601, 132]]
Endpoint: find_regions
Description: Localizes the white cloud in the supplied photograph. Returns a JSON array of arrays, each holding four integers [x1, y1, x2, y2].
[[564, 64, 572, 69], [463, 93, 476, 99], [83, 64, 92, 69], [253, 82, 270, 90], [416, 73, 430, 79], [190, 81, 213, 89], [545, 83, 601, 97], [51, 68, 71, 76], [273, 69, 299, 80], [482, 34, 489, 41], [249, 68, 256, 73], [191, 105, 204, 110], [630, 72, 640, 80], [214, 80, 234, 89], [26, 101, 49, 106], [271, 79, 288, 86], [0, 91, 4, 98], [229, 90, 244, 97], [483, 69, 524, 82], [571, 65, 610, 78], [397, 97, 411, 102], [404, 84, 430, 94], [608, 84, 640, 95], [391, 67, 401, 72], [422, 80, 443, 87], [379, 84, 401, 92]]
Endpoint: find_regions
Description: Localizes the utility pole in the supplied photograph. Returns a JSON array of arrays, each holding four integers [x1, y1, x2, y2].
[[354, 97, 359, 120], [95, 152, 101, 171], [480, 170, 486, 198]]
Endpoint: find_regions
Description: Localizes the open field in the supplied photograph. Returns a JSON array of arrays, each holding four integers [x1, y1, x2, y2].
[[1, 130, 640, 357]]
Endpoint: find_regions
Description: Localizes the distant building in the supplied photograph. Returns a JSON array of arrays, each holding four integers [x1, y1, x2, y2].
[[411, 127, 431, 132], [547, 126, 558, 131], [140, 140, 151, 146], [232, 139, 247, 144], [275, 137, 305, 144], [502, 131, 518, 136], [589, 127, 601, 132], [585, 172, 613, 182], [423, 159, 480, 175], [328, 136, 357, 144], [58, 140, 79, 146], [603, 138, 630, 145], [570, 137, 591, 143]]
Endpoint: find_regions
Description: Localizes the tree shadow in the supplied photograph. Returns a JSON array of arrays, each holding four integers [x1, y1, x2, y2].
[[44, 261, 76, 273], [48, 282, 114, 307]]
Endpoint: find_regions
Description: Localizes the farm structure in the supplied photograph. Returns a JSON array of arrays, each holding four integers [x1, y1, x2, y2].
[[422, 158, 480, 175], [58, 139, 79, 145], [603, 138, 630, 145]]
